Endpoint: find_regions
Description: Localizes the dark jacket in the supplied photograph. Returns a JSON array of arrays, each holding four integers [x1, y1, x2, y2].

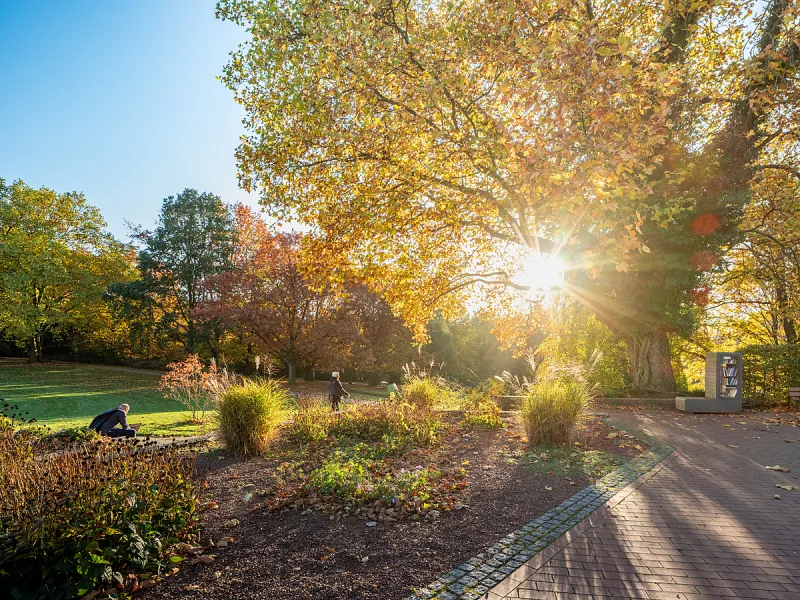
[[329, 377, 349, 398], [99, 409, 131, 434]]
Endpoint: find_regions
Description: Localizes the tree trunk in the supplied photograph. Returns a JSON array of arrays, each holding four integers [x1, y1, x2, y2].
[[287, 361, 297, 385], [26, 339, 37, 362], [776, 282, 797, 343], [186, 319, 197, 354], [627, 330, 677, 393], [785, 318, 798, 344], [26, 333, 43, 363]]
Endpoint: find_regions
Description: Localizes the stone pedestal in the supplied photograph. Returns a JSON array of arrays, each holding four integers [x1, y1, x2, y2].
[[675, 396, 742, 414]]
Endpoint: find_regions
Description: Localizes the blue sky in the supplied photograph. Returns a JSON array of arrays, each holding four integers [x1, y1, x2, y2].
[[0, 0, 257, 239]]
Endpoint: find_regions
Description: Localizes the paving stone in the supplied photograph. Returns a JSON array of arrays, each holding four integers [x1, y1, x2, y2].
[[410, 412, 800, 599]]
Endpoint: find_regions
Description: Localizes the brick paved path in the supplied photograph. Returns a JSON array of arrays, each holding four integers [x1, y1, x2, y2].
[[490, 410, 800, 600]]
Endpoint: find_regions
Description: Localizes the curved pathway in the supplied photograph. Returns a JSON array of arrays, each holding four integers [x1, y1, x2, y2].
[[488, 410, 800, 600]]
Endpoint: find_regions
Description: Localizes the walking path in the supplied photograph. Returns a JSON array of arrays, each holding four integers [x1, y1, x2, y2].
[[489, 410, 800, 600]]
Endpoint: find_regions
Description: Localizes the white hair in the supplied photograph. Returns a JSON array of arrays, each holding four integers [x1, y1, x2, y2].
[[118, 404, 130, 412], [332, 372, 340, 378]]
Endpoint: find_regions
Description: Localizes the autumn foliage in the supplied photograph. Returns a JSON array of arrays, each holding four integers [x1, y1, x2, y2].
[[159, 355, 230, 422], [218, 0, 800, 391]]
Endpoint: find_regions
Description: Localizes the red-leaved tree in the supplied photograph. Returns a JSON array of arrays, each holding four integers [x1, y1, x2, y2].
[[199, 206, 353, 384]]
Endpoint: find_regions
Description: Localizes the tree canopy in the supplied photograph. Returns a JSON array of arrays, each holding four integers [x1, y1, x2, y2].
[[0, 179, 132, 360], [217, 0, 800, 390], [107, 189, 237, 355]]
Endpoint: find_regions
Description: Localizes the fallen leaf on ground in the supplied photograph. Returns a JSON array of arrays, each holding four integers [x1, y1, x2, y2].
[[775, 485, 794, 491], [728, 444, 738, 448], [544, 486, 552, 491], [765, 465, 790, 472]]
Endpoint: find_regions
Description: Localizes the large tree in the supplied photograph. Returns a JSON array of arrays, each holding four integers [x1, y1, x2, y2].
[[0, 179, 132, 361], [217, 0, 800, 391], [107, 189, 236, 355]]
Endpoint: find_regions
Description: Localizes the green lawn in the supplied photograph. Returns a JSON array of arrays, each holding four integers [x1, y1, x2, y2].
[[0, 362, 211, 436]]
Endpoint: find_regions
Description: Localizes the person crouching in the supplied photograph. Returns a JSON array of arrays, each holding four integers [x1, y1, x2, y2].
[[92, 403, 137, 438]]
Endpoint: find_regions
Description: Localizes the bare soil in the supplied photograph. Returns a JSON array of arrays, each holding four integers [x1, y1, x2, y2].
[[139, 414, 647, 600]]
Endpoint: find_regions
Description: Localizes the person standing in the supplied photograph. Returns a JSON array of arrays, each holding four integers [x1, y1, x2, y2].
[[328, 371, 350, 411]]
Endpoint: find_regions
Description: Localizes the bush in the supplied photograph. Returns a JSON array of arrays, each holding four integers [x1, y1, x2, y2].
[[289, 401, 443, 449], [464, 400, 504, 428], [0, 428, 198, 600], [739, 344, 800, 407], [160, 355, 236, 422], [521, 378, 589, 445], [401, 377, 439, 409], [217, 380, 290, 456]]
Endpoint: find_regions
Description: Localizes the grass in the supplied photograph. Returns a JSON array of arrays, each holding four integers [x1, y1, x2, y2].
[[521, 444, 627, 479], [0, 361, 212, 436], [521, 378, 589, 445]]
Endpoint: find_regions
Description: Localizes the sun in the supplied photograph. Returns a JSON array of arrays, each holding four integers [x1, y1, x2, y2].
[[518, 254, 565, 293]]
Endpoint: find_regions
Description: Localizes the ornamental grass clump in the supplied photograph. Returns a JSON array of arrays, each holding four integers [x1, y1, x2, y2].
[[0, 410, 199, 600], [400, 377, 439, 409], [217, 379, 290, 456], [400, 361, 463, 410], [521, 378, 589, 445], [503, 350, 599, 446]]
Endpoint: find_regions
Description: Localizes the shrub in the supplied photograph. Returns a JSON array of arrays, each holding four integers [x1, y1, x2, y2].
[[289, 401, 443, 448], [464, 400, 504, 428], [49, 426, 99, 444], [217, 379, 290, 456], [521, 378, 589, 445], [159, 355, 236, 422], [0, 429, 198, 600]]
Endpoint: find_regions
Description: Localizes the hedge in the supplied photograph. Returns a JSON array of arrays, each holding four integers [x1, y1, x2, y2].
[[739, 344, 800, 407]]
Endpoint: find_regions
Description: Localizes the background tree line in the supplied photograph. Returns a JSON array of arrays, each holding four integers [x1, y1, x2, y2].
[[2, 175, 797, 398], [0, 180, 529, 386]]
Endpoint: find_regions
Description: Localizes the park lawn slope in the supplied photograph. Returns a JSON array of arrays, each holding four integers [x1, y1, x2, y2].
[[0, 361, 210, 436]]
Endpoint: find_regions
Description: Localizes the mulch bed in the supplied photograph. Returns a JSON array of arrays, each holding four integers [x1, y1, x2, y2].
[[139, 414, 647, 600]]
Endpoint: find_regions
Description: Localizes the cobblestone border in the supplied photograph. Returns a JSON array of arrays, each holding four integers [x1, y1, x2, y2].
[[407, 417, 674, 600]]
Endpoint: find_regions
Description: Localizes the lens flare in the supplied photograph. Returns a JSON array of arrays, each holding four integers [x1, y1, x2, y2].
[[519, 255, 565, 292]]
